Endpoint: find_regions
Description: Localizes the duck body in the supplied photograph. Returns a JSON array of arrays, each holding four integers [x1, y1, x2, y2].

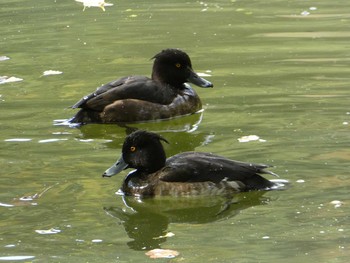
[[103, 130, 278, 197], [69, 49, 213, 124]]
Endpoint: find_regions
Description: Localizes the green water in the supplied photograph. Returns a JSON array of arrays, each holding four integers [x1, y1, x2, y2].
[[1, 0, 350, 262]]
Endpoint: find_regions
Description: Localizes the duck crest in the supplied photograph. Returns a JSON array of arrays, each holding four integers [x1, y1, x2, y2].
[[152, 48, 192, 67], [126, 130, 169, 146]]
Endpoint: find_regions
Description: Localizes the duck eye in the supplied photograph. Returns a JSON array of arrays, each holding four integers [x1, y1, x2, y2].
[[130, 146, 136, 152], [175, 63, 181, 68]]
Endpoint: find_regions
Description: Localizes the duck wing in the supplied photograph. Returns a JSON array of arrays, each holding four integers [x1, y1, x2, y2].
[[71, 76, 176, 111], [160, 152, 276, 190], [71, 76, 132, 109]]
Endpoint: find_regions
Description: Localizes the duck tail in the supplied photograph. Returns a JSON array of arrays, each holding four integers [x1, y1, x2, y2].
[[245, 174, 277, 191], [264, 170, 279, 178], [68, 109, 101, 124]]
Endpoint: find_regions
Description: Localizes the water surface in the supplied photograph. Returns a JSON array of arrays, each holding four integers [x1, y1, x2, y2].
[[1, 0, 350, 262]]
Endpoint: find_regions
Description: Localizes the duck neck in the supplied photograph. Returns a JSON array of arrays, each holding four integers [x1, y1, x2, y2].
[[144, 155, 166, 174], [151, 70, 167, 84], [142, 144, 167, 174], [152, 65, 183, 88]]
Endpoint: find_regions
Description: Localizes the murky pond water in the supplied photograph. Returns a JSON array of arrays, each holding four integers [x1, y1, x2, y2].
[[1, 0, 350, 262]]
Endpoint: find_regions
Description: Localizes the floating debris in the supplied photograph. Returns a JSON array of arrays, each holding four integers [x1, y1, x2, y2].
[[0, 56, 10, 61], [12, 184, 58, 207], [301, 10, 310, 16], [296, 179, 305, 183], [19, 196, 36, 201], [38, 138, 68, 143], [42, 70, 63, 76], [145, 249, 180, 259], [4, 244, 16, 248], [153, 232, 175, 239], [0, 76, 23, 85], [0, 256, 35, 261], [52, 131, 72, 135], [75, 0, 114, 11], [0, 202, 14, 207], [330, 200, 343, 208], [91, 239, 103, 243], [77, 139, 94, 142], [125, 9, 138, 17], [35, 228, 61, 235], [5, 138, 32, 142], [238, 135, 266, 143]]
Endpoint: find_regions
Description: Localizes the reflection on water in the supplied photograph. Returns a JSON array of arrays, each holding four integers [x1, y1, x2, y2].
[[70, 111, 210, 153], [104, 191, 270, 250], [83, 110, 203, 134], [2, 0, 350, 261]]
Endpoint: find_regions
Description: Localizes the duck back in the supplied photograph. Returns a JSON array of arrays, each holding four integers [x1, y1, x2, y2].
[[161, 152, 276, 191]]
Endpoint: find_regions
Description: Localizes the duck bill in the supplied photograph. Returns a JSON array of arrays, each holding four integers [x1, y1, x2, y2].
[[102, 156, 128, 177], [187, 68, 213, 88]]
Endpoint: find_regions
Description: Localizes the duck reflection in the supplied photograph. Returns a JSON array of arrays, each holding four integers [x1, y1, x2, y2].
[[104, 191, 270, 251], [73, 112, 210, 155], [74, 110, 204, 141]]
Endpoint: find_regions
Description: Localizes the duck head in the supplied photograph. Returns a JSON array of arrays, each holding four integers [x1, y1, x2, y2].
[[151, 48, 213, 88], [103, 130, 169, 177]]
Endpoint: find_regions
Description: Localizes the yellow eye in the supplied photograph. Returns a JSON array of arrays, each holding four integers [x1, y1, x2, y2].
[[175, 63, 181, 68], [130, 146, 136, 152]]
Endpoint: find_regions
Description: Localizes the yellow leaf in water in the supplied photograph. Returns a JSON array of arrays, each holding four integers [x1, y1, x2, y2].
[[145, 249, 179, 259]]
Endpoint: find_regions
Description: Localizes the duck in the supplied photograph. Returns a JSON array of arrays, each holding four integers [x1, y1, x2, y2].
[[102, 130, 280, 197], [68, 48, 213, 124]]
